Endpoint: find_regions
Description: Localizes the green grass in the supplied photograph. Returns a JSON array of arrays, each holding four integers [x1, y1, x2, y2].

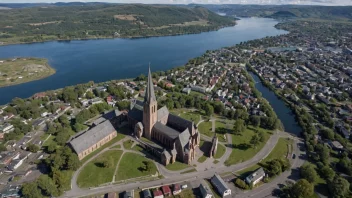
[[179, 111, 202, 124], [165, 161, 190, 171], [123, 140, 134, 149], [224, 126, 272, 166], [236, 137, 293, 177], [213, 160, 220, 164], [132, 144, 144, 152], [62, 170, 74, 191], [77, 150, 123, 188], [198, 120, 230, 142], [198, 155, 207, 163], [180, 168, 197, 174], [214, 144, 226, 159], [115, 152, 157, 181], [81, 133, 125, 164], [112, 144, 121, 149], [174, 189, 196, 198]]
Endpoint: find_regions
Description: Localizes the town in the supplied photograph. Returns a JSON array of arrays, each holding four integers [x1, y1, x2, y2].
[[0, 10, 352, 198]]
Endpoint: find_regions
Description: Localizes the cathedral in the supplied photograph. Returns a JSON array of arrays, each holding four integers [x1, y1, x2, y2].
[[127, 67, 200, 165]]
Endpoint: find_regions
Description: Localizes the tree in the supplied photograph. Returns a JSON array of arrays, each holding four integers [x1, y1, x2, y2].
[[37, 175, 59, 196], [0, 144, 7, 152], [85, 91, 95, 99], [250, 115, 261, 127], [46, 143, 56, 154], [233, 119, 246, 135], [300, 164, 318, 183], [142, 160, 153, 172], [204, 104, 214, 116], [250, 134, 260, 149], [21, 182, 42, 198], [27, 143, 40, 153], [290, 179, 314, 198], [102, 156, 114, 168], [315, 144, 330, 165], [320, 166, 335, 181], [66, 153, 80, 171], [320, 128, 334, 140], [235, 178, 248, 189], [258, 131, 265, 142], [265, 159, 282, 176], [328, 176, 350, 198]]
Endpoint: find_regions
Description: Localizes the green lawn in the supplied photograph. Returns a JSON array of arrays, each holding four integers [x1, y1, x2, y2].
[[236, 137, 293, 177], [198, 121, 230, 142], [77, 150, 123, 188], [224, 126, 272, 166], [115, 152, 157, 181], [81, 133, 125, 164], [180, 111, 202, 124], [123, 140, 134, 149], [165, 161, 190, 171], [112, 144, 121, 149], [132, 144, 144, 152], [198, 155, 207, 163], [180, 168, 197, 174], [214, 144, 226, 159]]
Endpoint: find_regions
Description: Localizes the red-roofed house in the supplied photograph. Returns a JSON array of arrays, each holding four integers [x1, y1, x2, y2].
[[153, 190, 164, 198], [33, 92, 47, 99], [172, 184, 181, 195], [161, 185, 171, 197]]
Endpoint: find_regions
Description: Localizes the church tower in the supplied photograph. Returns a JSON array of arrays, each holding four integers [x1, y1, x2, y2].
[[143, 66, 158, 140]]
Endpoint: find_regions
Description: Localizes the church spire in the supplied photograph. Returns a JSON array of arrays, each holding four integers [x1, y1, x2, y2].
[[144, 64, 156, 104]]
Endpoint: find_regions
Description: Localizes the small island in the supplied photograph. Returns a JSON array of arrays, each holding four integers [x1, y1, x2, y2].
[[0, 57, 55, 87]]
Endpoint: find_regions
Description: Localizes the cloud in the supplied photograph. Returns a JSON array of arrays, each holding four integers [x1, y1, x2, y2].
[[0, 0, 351, 5]]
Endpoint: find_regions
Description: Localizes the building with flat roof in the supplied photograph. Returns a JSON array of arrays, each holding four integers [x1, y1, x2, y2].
[[69, 120, 117, 160]]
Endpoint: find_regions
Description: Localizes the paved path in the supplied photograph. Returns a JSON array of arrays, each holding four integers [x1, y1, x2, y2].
[[64, 131, 291, 198]]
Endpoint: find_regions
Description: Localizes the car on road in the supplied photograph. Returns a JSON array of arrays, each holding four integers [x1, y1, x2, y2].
[[181, 184, 188, 189], [292, 154, 296, 159]]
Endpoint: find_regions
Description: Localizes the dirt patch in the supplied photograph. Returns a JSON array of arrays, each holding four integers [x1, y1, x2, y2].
[[114, 15, 139, 21], [29, 21, 60, 26], [23, 64, 48, 72]]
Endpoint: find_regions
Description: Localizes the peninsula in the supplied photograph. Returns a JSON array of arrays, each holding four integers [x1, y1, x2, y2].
[[0, 4, 236, 45], [0, 57, 55, 87]]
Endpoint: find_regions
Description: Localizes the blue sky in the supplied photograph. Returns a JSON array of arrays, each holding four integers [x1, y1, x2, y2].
[[0, 0, 351, 5]]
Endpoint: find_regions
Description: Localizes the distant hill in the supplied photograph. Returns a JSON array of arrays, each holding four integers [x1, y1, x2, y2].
[[196, 4, 352, 21], [0, 2, 109, 8], [0, 4, 236, 45], [270, 11, 296, 18]]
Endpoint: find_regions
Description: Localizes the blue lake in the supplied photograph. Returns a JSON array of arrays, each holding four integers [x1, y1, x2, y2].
[[0, 18, 287, 105]]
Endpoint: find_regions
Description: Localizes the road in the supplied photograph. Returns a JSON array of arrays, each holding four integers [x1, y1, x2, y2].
[[63, 130, 304, 198]]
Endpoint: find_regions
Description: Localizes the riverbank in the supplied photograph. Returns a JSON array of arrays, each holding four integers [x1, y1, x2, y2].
[[0, 57, 55, 88], [0, 24, 234, 46]]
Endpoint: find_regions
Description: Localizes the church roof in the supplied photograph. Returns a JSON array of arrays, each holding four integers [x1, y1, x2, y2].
[[69, 120, 116, 154], [127, 107, 143, 122], [178, 129, 190, 149], [144, 66, 156, 104], [167, 114, 194, 133], [157, 106, 169, 121], [103, 109, 122, 120], [153, 121, 180, 139]]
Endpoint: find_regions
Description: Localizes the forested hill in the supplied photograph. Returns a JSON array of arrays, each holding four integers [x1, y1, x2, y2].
[[0, 4, 236, 45]]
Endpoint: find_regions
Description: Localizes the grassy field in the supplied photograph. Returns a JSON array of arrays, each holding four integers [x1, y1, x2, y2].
[[165, 161, 191, 171], [198, 155, 207, 163], [198, 120, 230, 142], [0, 57, 55, 87], [132, 144, 144, 152], [214, 144, 226, 159], [224, 126, 272, 166], [81, 133, 125, 164], [179, 111, 202, 124], [115, 152, 157, 181], [236, 137, 293, 177], [123, 140, 134, 149], [77, 150, 123, 188]]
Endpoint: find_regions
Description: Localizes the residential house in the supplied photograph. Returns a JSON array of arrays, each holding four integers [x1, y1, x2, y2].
[[106, 192, 117, 198], [172, 184, 181, 195], [153, 190, 164, 198], [210, 174, 231, 197], [142, 189, 152, 198], [199, 180, 213, 198], [245, 167, 266, 185], [161, 185, 171, 197]]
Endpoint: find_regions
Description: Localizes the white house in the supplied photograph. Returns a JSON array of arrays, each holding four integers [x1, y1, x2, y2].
[[245, 167, 266, 185], [210, 174, 231, 197]]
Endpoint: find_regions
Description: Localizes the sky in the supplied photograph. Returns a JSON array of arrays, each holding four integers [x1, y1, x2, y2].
[[0, 0, 351, 5]]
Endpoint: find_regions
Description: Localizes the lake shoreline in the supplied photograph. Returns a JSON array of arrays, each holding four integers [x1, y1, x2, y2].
[[0, 24, 235, 47], [0, 58, 56, 88]]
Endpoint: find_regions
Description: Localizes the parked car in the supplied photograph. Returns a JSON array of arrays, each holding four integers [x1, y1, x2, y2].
[[181, 184, 188, 189], [292, 154, 296, 159]]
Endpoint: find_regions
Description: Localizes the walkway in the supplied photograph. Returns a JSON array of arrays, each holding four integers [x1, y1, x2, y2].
[[64, 131, 291, 198]]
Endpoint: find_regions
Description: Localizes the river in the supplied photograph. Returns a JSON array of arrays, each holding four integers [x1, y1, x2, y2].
[[0, 18, 287, 105], [248, 71, 302, 135]]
